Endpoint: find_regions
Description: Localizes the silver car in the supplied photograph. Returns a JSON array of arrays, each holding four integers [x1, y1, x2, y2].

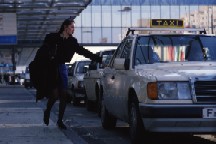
[[67, 60, 90, 105], [84, 49, 116, 113]]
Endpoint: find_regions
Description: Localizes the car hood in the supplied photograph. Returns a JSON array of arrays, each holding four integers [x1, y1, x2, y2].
[[135, 61, 216, 81]]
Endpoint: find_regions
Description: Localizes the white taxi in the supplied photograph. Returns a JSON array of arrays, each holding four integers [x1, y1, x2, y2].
[[100, 19, 216, 144], [84, 49, 116, 112]]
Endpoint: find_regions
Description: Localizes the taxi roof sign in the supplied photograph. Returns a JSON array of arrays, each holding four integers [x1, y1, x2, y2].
[[126, 27, 206, 36], [150, 19, 184, 28]]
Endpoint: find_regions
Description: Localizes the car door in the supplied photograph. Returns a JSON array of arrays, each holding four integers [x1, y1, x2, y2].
[[103, 37, 134, 118], [84, 60, 99, 101]]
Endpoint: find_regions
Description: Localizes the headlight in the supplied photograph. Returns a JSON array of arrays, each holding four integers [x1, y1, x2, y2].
[[158, 82, 191, 100], [147, 82, 191, 100]]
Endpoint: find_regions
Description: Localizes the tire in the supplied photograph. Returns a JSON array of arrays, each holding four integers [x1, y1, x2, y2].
[[129, 97, 145, 144], [66, 92, 72, 103], [101, 100, 117, 129], [96, 85, 103, 117], [97, 89, 102, 117], [71, 88, 79, 106], [85, 95, 94, 111], [73, 95, 80, 106]]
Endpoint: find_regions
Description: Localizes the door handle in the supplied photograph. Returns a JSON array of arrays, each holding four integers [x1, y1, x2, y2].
[[111, 75, 115, 79]]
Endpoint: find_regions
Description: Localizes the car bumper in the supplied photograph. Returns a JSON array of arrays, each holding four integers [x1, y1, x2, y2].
[[139, 104, 216, 133]]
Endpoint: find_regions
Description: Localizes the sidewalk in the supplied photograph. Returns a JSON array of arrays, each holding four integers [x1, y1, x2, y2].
[[0, 85, 73, 144]]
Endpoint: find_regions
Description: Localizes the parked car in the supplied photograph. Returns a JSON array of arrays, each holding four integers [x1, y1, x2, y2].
[[100, 19, 216, 144], [24, 66, 33, 88], [84, 49, 116, 113], [67, 60, 91, 105]]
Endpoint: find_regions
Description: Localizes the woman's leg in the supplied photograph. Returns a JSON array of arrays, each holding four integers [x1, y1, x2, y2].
[[57, 64, 68, 129], [58, 89, 67, 121], [44, 88, 58, 125], [57, 89, 68, 129]]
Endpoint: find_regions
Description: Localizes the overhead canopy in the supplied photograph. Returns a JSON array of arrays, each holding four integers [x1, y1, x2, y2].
[[91, 0, 216, 5], [0, 0, 91, 48]]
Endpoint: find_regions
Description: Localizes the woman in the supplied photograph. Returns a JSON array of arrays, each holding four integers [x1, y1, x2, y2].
[[42, 17, 102, 129]]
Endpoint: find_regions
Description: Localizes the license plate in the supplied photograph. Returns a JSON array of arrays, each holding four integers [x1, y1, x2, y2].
[[203, 108, 216, 118]]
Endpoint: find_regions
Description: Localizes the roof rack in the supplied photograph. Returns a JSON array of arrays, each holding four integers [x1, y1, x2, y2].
[[126, 28, 206, 36]]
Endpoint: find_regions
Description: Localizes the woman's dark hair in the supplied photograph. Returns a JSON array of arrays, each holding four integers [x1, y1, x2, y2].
[[58, 17, 74, 34]]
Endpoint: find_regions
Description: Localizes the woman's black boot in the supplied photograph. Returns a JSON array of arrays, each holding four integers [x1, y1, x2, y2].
[[57, 120, 67, 130]]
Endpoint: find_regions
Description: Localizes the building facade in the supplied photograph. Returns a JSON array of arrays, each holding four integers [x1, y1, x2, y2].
[[73, 0, 216, 45]]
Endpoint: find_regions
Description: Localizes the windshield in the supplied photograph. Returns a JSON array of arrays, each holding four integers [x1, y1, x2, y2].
[[76, 61, 90, 74], [134, 35, 216, 65]]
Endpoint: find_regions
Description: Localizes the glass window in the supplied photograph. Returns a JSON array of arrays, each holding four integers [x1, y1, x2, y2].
[[92, 28, 102, 43], [151, 6, 161, 19], [102, 6, 111, 27], [115, 39, 127, 58], [112, 28, 122, 43], [112, 6, 122, 27], [200, 36, 216, 60], [140, 6, 150, 27], [82, 27, 92, 43], [102, 28, 111, 43], [161, 6, 170, 19], [74, 15, 81, 27], [134, 35, 216, 65], [92, 6, 102, 27], [121, 38, 133, 59], [171, 6, 180, 18], [73, 27, 81, 43], [100, 50, 116, 68], [131, 6, 141, 27], [81, 7, 92, 27], [121, 5, 132, 28], [76, 61, 91, 74]]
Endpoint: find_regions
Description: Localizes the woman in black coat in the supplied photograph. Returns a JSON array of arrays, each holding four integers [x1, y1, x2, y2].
[[42, 17, 102, 129]]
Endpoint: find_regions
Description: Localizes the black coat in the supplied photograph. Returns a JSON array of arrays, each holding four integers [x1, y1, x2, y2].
[[32, 33, 102, 96], [42, 33, 102, 63]]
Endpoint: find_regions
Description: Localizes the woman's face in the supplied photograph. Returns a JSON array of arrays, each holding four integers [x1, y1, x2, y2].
[[64, 22, 75, 35]]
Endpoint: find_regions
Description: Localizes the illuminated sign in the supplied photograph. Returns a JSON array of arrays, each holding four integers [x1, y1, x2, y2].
[[150, 19, 184, 28], [0, 35, 17, 44]]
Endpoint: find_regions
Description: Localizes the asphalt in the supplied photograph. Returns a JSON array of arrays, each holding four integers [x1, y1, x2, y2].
[[0, 85, 73, 144]]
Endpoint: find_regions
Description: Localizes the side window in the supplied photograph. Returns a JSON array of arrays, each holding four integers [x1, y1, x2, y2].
[[121, 39, 133, 59], [109, 38, 127, 66], [115, 39, 127, 58]]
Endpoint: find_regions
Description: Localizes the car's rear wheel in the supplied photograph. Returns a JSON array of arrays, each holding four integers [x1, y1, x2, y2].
[[85, 95, 94, 111], [129, 96, 145, 144], [73, 95, 80, 106], [71, 87, 79, 106], [101, 100, 117, 129]]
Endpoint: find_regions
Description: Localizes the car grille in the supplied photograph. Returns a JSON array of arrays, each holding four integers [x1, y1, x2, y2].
[[194, 79, 216, 103]]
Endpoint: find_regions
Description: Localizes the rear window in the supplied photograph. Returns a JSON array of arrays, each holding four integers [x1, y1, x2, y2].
[[76, 61, 90, 73]]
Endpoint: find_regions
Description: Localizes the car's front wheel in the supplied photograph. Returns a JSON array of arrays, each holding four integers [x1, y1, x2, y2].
[[129, 96, 145, 144], [101, 100, 117, 129]]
